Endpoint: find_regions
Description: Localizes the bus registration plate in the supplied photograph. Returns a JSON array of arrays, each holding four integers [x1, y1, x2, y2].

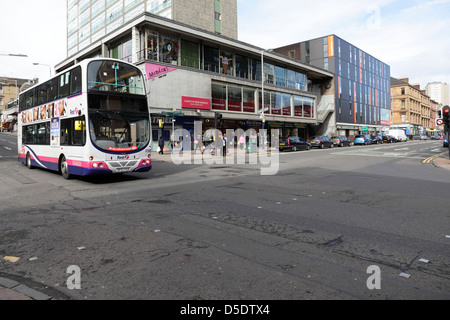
[[116, 167, 130, 172]]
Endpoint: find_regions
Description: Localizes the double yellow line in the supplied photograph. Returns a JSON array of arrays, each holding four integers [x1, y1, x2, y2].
[[423, 152, 448, 164]]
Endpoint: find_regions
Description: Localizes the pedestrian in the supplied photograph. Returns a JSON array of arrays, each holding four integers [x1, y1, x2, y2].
[[223, 134, 227, 157], [194, 134, 201, 154], [158, 136, 165, 155], [239, 134, 245, 150]]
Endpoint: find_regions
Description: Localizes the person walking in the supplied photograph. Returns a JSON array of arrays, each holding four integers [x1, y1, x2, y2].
[[158, 136, 165, 155]]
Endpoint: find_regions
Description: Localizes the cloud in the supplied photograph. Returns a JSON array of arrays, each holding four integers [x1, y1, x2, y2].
[[238, 0, 450, 88], [0, 1, 66, 81]]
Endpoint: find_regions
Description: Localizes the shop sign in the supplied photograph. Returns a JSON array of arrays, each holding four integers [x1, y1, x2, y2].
[[181, 96, 211, 110], [145, 63, 177, 80]]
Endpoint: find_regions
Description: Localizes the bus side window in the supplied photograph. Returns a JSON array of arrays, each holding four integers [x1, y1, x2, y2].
[[70, 67, 82, 95], [61, 116, 86, 146], [58, 72, 70, 99]]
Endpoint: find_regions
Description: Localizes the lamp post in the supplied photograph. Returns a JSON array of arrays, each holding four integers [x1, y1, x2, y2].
[[33, 63, 52, 78], [261, 50, 265, 131]]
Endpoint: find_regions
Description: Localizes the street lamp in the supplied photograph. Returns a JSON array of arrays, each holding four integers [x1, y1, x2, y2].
[[33, 63, 52, 78]]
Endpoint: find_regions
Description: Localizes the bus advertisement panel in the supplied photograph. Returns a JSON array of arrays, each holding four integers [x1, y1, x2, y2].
[[18, 58, 152, 179]]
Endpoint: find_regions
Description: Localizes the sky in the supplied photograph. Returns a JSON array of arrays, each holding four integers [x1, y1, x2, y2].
[[0, 0, 449, 90]]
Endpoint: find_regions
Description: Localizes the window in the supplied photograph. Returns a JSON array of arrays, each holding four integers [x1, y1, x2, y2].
[[243, 88, 255, 113], [58, 72, 71, 99], [235, 54, 248, 79], [70, 67, 82, 95], [204, 46, 219, 73], [146, 31, 158, 61], [23, 123, 50, 145], [282, 93, 291, 116], [227, 86, 241, 112], [288, 50, 295, 59], [61, 116, 86, 146], [294, 95, 303, 117], [211, 83, 226, 110], [250, 58, 262, 81], [263, 63, 275, 85], [220, 50, 233, 75], [181, 40, 199, 69], [275, 66, 286, 87], [160, 35, 179, 65]]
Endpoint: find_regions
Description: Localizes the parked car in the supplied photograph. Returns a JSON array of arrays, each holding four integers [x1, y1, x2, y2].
[[431, 135, 441, 140], [388, 129, 407, 142], [370, 135, 384, 144], [444, 137, 449, 148], [353, 134, 372, 145], [382, 135, 397, 143], [420, 135, 429, 140], [331, 136, 352, 147], [279, 136, 311, 152], [309, 136, 334, 149]]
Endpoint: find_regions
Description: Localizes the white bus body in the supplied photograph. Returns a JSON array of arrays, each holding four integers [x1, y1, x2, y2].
[[18, 58, 152, 179]]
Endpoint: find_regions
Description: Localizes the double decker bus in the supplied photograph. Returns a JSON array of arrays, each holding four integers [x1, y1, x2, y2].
[[18, 58, 152, 179]]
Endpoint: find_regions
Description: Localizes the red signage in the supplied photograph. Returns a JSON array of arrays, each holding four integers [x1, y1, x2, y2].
[[181, 97, 211, 110]]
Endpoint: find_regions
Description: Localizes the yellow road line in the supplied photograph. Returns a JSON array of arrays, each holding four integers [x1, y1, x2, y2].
[[423, 152, 447, 164]]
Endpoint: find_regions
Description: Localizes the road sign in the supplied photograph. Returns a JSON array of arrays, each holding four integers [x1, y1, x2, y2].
[[436, 118, 444, 126]]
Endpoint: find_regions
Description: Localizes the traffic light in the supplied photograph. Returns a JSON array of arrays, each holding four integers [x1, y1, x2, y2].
[[215, 113, 223, 127], [443, 106, 450, 125]]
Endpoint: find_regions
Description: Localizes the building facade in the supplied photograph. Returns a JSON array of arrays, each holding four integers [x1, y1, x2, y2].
[[57, 12, 333, 151], [426, 81, 449, 106], [274, 35, 391, 137], [67, 0, 238, 57], [391, 77, 433, 137], [0, 77, 37, 131]]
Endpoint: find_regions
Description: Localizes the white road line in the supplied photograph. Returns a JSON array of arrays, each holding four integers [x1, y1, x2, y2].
[[4, 147, 12, 151]]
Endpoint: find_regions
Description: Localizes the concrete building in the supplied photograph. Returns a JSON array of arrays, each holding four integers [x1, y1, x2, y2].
[[56, 11, 333, 151], [67, 0, 238, 57], [274, 35, 391, 138], [426, 81, 449, 106], [391, 77, 433, 137]]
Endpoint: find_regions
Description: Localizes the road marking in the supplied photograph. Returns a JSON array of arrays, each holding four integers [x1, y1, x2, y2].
[[423, 152, 448, 164], [3, 147, 12, 151]]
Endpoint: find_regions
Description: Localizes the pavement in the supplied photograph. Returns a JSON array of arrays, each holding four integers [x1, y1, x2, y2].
[[0, 277, 53, 300], [434, 156, 450, 170]]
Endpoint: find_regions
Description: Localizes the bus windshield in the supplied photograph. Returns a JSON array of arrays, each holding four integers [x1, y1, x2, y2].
[[87, 60, 145, 95], [89, 109, 150, 153]]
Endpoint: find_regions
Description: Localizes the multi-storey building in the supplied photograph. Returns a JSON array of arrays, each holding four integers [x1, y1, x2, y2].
[[274, 35, 391, 137], [391, 77, 432, 136], [426, 81, 449, 106], [67, 0, 238, 57], [57, 9, 333, 151]]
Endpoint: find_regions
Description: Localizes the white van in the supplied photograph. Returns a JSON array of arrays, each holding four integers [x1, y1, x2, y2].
[[388, 129, 408, 142]]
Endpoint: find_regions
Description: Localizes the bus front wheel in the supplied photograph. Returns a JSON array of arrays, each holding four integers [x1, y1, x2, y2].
[[60, 156, 71, 180]]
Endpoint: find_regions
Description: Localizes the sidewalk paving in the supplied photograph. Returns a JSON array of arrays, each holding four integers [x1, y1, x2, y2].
[[0, 277, 51, 300], [434, 156, 450, 171]]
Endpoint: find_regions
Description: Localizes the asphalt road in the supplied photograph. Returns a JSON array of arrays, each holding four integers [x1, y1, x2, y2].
[[0, 132, 449, 302]]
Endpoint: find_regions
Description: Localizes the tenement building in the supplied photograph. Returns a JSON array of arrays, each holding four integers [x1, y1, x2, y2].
[[390, 77, 432, 137], [274, 35, 391, 138], [57, 3, 333, 151]]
